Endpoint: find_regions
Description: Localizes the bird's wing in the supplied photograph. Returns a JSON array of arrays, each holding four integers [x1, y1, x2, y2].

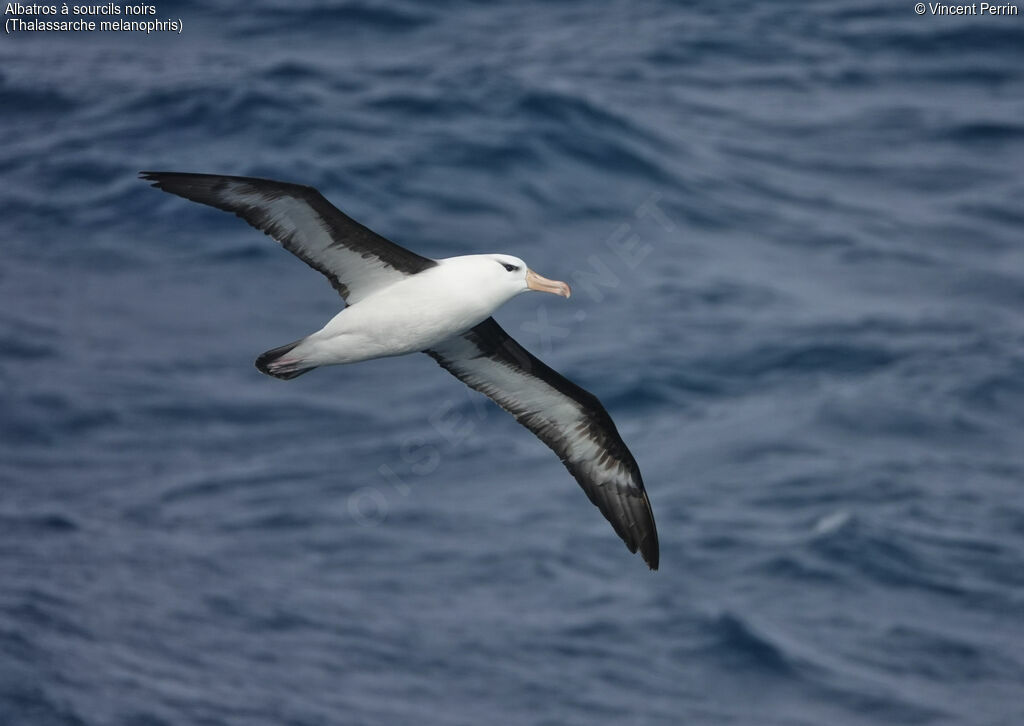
[[425, 317, 659, 569], [140, 172, 436, 304]]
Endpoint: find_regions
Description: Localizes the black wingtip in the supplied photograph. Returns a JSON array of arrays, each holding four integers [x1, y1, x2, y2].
[[139, 171, 176, 191], [641, 499, 659, 570], [644, 542, 660, 571], [140, 170, 194, 189], [631, 520, 659, 570]]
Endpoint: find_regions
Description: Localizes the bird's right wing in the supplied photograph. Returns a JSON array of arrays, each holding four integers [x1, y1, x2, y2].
[[141, 172, 437, 304], [426, 317, 659, 569]]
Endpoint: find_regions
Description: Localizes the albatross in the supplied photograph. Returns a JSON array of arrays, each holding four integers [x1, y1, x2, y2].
[[141, 172, 659, 569]]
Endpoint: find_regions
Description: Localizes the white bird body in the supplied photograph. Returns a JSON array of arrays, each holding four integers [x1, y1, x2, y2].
[[142, 171, 659, 569], [295, 255, 532, 367]]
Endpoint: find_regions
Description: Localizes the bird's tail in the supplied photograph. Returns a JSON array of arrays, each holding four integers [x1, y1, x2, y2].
[[255, 339, 317, 380]]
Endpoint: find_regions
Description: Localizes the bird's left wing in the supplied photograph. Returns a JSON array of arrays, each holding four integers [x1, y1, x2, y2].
[[425, 317, 659, 569], [140, 172, 436, 304]]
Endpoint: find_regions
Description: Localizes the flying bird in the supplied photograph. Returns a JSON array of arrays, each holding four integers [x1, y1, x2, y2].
[[141, 172, 659, 569]]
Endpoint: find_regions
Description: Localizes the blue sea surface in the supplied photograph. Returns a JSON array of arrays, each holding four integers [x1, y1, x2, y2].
[[2, 2, 1024, 724]]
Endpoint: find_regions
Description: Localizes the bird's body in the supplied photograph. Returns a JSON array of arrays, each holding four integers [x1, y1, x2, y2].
[[142, 171, 660, 569], [289, 255, 540, 369]]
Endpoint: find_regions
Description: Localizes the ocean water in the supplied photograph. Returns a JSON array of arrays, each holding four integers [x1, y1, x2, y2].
[[2, 1, 1024, 724]]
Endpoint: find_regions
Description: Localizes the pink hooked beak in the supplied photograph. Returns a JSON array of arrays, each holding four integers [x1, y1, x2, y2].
[[525, 269, 571, 298]]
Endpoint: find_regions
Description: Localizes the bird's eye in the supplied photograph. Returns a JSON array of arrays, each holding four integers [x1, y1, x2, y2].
[[503, 263, 519, 272]]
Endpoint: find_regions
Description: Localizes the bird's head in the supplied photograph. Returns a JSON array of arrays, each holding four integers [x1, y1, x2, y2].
[[484, 254, 572, 300]]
